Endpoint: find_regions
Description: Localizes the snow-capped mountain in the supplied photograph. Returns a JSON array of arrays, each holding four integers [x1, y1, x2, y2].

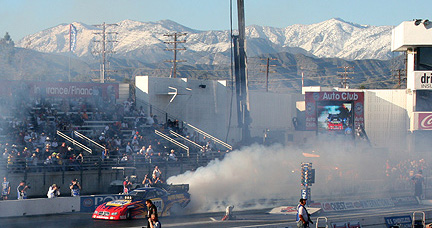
[[16, 18, 394, 63]]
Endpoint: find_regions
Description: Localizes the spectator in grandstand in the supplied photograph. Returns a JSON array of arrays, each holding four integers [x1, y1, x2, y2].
[[113, 137, 122, 147], [76, 152, 84, 164], [412, 170, 425, 199], [58, 142, 68, 158], [125, 142, 133, 154], [102, 148, 108, 161], [144, 152, 151, 163], [146, 145, 154, 155], [120, 154, 129, 163], [152, 153, 163, 163], [169, 149, 178, 161], [47, 184, 60, 198], [69, 179, 81, 196], [1, 177, 10, 200], [138, 146, 146, 155]]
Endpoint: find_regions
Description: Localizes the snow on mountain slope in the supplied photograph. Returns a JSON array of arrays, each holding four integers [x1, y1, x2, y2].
[[16, 18, 394, 62]]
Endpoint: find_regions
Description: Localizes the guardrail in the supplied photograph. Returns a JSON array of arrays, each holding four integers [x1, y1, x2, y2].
[[155, 130, 190, 157], [1, 151, 222, 175], [74, 131, 106, 151], [57, 130, 93, 154], [185, 122, 233, 150], [169, 130, 205, 150]]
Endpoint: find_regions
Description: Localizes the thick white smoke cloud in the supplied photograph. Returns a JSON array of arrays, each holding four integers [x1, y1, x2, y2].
[[168, 136, 391, 213]]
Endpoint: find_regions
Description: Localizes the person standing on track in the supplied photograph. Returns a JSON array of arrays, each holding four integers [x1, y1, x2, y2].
[[17, 181, 29, 200], [148, 213, 161, 228], [69, 179, 81, 196], [296, 198, 313, 228], [1, 177, 10, 200], [144, 199, 158, 228]]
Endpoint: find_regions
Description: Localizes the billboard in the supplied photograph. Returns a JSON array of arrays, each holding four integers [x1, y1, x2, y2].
[[414, 71, 432, 89], [305, 92, 364, 132], [0, 80, 119, 99], [414, 112, 432, 130]]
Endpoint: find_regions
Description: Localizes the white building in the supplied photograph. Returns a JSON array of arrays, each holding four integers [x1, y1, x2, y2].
[[135, 76, 303, 147], [391, 19, 432, 152]]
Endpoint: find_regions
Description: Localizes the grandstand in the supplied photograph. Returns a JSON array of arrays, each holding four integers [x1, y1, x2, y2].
[[0, 80, 232, 197]]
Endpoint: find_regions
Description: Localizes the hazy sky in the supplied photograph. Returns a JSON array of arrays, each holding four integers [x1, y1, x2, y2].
[[0, 0, 429, 41]]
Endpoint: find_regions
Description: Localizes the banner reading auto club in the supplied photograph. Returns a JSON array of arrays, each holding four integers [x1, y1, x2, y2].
[[0, 80, 119, 99], [414, 112, 432, 130], [305, 91, 364, 131]]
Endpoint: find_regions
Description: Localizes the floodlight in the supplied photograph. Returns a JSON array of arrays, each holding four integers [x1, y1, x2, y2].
[[414, 19, 422, 26], [424, 19, 430, 26]]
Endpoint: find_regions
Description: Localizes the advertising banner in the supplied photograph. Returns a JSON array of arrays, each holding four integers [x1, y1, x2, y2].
[[414, 71, 432, 89], [80, 194, 125, 212], [384, 216, 412, 228], [320, 198, 395, 212], [416, 112, 432, 130], [305, 92, 364, 131], [0, 80, 119, 99]]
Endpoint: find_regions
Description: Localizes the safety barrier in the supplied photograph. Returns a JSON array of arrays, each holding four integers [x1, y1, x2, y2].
[[0, 197, 80, 217]]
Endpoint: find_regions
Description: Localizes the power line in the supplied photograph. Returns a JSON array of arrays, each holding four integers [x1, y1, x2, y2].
[[92, 22, 118, 83], [392, 69, 407, 88], [337, 66, 355, 88], [164, 32, 187, 78]]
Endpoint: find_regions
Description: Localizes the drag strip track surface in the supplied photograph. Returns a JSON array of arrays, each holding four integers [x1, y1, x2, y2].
[[1, 205, 432, 228]]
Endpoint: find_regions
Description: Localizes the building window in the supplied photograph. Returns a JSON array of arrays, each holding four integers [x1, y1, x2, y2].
[[415, 47, 432, 71], [416, 90, 432, 111]]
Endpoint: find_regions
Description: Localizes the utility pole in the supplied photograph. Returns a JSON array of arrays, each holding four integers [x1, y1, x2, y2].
[[164, 32, 187, 78], [93, 22, 118, 83], [337, 66, 354, 88], [392, 69, 407, 88], [260, 57, 277, 92]]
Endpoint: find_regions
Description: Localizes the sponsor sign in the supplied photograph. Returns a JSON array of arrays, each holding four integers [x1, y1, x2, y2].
[[305, 92, 364, 131], [80, 194, 125, 212], [384, 215, 412, 228], [391, 196, 419, 206], [320, 198, 395, 212], [415, 71, 432, 89], [280, 206, 297, 213], [417, 112, 432, 130], [0, 80, 119, 99]]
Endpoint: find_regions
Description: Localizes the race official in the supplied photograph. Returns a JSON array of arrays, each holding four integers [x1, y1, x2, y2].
[[1, 177, 10, 200], [296, 198, 312, 228], [69, 179, 81, 196]]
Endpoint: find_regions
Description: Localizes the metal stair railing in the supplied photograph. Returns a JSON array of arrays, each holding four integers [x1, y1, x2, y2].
[[74, 131, 106, 151], [154, 130, 189, 157], [139, 99, 232, 150], [169, 130, 204, 150], [56, 130, 92, 154], [185, 123, 232, 150]]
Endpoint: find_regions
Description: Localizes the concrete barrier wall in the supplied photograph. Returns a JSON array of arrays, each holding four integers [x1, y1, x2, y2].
[[5, 166, 184, 199], [0, 197, 80, 218]]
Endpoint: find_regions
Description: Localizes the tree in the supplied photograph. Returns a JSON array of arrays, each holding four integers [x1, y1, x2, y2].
[[0, 32, 14, 46]]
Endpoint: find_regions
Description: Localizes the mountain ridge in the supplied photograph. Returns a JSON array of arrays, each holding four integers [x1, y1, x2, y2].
[[16, 18, 395, 63]]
